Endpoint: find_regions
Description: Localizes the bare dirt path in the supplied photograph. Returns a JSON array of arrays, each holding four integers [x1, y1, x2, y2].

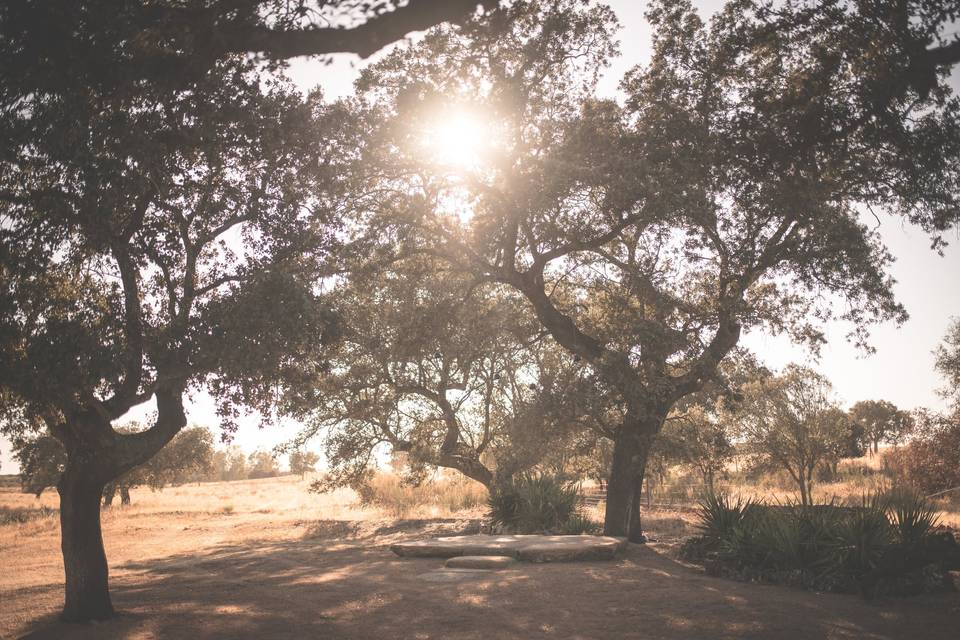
[[2, 478, 958, 639], [6, 530, 960, 639]]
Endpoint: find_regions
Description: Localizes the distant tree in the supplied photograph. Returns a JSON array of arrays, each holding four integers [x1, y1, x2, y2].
[[289, 450, 320, 479], [848, 400, 914, 453], [286, 256, 549, 490], [657, 406, 734, 492], [935, 317, 960, 407], [14, 426, 214, 504], [103, 426, 214, 505], [892, 409, 960, 495], [11, 433, 66, 498], [210, 446, 250, 482], [735, 366, 849, 505], [247, 450, 281, 479]]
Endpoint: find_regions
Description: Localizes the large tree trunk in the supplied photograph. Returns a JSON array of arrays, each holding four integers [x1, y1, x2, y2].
[[603, 430, 639, 538], [58, 461, 113, 622], [604, 418, 658, 542]]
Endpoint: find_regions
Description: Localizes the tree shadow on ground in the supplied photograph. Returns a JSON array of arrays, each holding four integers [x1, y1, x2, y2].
[[16, 519, 960, 640]]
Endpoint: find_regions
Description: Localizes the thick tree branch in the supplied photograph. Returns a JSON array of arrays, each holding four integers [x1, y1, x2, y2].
[[221, 0, 497, 60]]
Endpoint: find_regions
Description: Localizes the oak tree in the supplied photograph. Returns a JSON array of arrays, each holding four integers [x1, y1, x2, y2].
[[332, 0, 959, 540], [735, 365, 849, 505], [0, 59, 338, 620]]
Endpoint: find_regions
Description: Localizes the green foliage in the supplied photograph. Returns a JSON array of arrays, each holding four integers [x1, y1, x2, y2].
[[487, 473, 581, 534], [559, 512, 603, 535], [935, 316, 960, 408], [695, 491, 756, 543], [734, 366, 850, 505], [690, 488, 954, 596], [890, 410, 960, 495], [289, 450, 320, 479], [885, 487, 941, 550]]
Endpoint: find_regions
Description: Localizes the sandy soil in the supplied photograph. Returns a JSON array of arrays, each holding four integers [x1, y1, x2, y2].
[[1, 476, 957, 640]]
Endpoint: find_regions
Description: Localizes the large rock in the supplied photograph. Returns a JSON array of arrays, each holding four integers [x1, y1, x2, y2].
[[392, 534, 628, 562], [445, 555, 518, 569], [516, 537, 624, 562]]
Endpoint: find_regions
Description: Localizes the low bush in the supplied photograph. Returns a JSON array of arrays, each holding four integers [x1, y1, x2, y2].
[[682, 488, 959, 596], [559, 512, 603, 535], [487, 473, 581, 534]]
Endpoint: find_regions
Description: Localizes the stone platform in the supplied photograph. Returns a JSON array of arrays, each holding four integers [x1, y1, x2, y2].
[[391, 534, 627, 562]]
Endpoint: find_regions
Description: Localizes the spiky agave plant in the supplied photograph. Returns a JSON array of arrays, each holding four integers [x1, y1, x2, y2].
[[884, 487, 940, 551], [695, 490, 757, 542]]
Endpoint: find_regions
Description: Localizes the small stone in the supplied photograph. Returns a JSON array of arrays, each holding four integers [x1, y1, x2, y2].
[[445, 555, 517, 570]]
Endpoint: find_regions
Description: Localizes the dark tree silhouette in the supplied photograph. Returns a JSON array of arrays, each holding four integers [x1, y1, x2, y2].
[[0, 59, 338, 621]]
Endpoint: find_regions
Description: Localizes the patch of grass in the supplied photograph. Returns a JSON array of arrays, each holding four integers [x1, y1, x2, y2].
[[356, 472, 487, 518], [0, 505, 58, 526]]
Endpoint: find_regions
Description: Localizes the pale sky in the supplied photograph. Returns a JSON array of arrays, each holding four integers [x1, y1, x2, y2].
[[1, 0, 958, 474]]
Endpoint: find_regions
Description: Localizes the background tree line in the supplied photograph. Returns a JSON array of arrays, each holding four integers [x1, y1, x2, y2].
[[12, 426, 321, 504]]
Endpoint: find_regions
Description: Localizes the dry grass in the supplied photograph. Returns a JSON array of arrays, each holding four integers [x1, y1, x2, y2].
[[358, 471, 488, 518], [643, 452, 960, 529]]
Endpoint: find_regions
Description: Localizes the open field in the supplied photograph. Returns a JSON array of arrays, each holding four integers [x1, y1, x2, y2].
[[2, 475, 958, 639]]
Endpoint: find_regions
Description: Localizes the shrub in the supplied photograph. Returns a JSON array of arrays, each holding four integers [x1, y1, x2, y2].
[[0, 505, 58, 526], [886, 487, 940, 549], [888, 410, 960, 495], [488, 473, 580, 533], [687, 488, 954, 596], [695, 490, 756, 542], [559, 513, 602, 535]]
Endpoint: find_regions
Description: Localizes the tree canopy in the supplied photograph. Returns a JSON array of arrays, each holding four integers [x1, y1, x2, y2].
[[319, 0, 959, 539], [734, 365, 849, 505], [0, 46, 339, 622]]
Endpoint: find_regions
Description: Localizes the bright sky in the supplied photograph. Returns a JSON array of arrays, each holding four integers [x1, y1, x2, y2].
[[1, 0, 958, 474]]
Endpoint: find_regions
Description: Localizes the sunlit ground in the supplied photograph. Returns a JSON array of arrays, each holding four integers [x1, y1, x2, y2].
[[1, 473, 957, 639]]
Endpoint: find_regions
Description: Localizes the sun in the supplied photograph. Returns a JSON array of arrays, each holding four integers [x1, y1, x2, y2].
[[420, 108, 488, 171]]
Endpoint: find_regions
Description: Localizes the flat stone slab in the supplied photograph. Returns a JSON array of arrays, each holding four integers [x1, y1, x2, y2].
[[445, 555, 518, 569], [392, 534, 627, 562], [417, 568, 493, 583]]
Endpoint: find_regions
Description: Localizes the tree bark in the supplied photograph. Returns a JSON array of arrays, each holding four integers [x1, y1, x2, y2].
[[120, 485, 131, 505], [58, 461, 113, 622], [603, 429, 639, 538], [604, 417, 658, 542]]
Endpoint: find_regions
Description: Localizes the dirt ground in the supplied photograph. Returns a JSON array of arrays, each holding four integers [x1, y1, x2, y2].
[[2, 476, 958, 640]]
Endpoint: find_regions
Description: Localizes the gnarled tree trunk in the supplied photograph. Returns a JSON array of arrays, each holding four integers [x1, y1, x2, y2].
[[53, 387, 186, 623], [58, 459, 113, 622], [603, 415, 660, 543]]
